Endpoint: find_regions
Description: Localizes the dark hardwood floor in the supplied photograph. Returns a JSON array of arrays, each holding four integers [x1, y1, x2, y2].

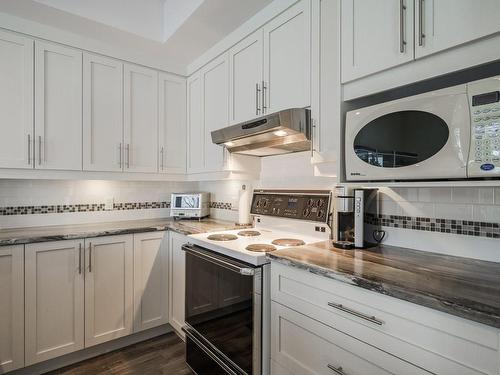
[[46, 333, 193, 375]]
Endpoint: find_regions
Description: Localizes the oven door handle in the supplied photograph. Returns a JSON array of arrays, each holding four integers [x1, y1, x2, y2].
[[182, 244, 255, 276]]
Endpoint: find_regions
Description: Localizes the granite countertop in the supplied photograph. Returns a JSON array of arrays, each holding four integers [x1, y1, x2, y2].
[[268, 241, 500, 329], [0, 218, 248, 246]]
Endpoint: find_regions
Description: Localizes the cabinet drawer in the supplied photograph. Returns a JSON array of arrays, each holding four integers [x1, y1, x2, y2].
[[271, 262, 499, 375], [271, 302, 428, 375]]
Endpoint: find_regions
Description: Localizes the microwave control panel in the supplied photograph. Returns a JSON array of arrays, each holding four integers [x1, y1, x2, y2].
[[250, 192, 331, 223], [468, 76, 500, 177]]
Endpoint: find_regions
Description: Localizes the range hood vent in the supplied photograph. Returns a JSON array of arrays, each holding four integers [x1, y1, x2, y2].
[[211, 108, 311, 156]]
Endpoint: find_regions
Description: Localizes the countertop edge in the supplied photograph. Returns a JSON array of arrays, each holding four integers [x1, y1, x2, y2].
[[268, 253, 500, 329]]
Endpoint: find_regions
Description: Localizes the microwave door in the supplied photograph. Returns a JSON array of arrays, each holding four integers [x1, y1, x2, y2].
[[345, 89, 469, 181]]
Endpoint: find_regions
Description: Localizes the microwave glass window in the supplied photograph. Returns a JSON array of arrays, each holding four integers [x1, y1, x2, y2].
[[353, 111, 449, 168], [175, 196, 200, 209]]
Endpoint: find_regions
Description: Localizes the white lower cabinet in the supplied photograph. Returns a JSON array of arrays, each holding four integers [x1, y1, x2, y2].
[[25, 240, 85, 365], [0, 246, 24, 373], [133, 232, 169, 332], [84, 235, 133, 347], [271, 302, 427, 375], [168, 231, 187, 338], [271, 262, 500, 375]]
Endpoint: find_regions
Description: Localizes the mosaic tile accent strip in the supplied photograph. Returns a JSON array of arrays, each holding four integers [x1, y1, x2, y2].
[[365, 212, 500, 239], [0, 201, 171, 216], [209, 202, 233, 210]]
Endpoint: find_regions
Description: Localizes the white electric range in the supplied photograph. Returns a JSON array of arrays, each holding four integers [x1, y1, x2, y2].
[[183, 190, 332, 375]]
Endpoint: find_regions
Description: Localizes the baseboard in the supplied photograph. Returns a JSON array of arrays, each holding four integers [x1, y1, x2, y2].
[[9, 325, 172, 375]]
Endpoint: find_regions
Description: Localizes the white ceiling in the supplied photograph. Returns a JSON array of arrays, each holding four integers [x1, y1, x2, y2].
[[0, 0, 274, 73]]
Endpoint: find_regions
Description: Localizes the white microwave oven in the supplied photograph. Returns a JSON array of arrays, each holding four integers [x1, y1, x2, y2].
[[345, 75, 500, 181], [170, 192, 210, 219]]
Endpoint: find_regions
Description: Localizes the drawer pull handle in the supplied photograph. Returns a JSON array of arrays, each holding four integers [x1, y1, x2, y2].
[[327, 364, 347, 375], [327, 302, 384, 326]]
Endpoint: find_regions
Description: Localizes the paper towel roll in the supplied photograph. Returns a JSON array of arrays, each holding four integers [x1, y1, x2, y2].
[[238, 184, 252, 225]]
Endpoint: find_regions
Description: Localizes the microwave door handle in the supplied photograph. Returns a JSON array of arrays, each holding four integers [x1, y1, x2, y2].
[[182, 244, 255, 276]]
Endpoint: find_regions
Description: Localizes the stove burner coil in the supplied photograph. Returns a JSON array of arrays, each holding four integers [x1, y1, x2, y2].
[[245, 244, 277, 252], [207, 234, 238, 241], [237, 230, 261, 237], [271, 238, 306, 246]]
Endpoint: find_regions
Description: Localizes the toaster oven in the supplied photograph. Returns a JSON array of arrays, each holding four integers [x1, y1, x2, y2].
[[170, 193, 210, 219]]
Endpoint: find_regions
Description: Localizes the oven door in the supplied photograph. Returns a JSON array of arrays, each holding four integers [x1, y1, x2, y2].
[[183, 244, 261, 375], [345, 85, 470, 181]]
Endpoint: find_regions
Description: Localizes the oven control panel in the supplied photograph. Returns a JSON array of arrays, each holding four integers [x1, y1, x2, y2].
[[468, 76, 500, 177], [250, 191, 331, 222]]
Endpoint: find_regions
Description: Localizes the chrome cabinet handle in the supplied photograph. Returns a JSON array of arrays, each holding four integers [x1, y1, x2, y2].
[[399, 0, 407, 53], [327, 302, 384, 326], [78, 243, 82, 274], [255, 83, 261, 115], [88, 242, 92, 272], [27, 134, 31, 165], [126, 144, 130, 168], [119, 143, 122, 168], [160, 146, 164, 170], [311, 118, 316, 156], [38, 135, 42, 165], [262, 81, 267, 113], [327, 364, 347, 375], [418, 0, 425, 46]]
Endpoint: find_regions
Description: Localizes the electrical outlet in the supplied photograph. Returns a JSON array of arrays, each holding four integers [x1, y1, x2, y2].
[[105, 197, 114, 210]]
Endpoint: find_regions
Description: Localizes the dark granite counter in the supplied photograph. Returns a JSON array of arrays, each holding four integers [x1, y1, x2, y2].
[[0, 218, 248, 246], [268, 241, 500, 329]]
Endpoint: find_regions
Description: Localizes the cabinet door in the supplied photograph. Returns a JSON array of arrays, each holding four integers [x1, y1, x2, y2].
[[168, 231, 187, 338], [341, 0, 414, 82], [310, 0, 341, 165], [202, 54, 229, 172], [0, 31, 33, 169], [133, 232, 169, 332], [263, 0, 311, 114], [35, 41, 82, 170], [83, 53, 123, 172], [187, 73, 204, 173], [124, 64, 158, 173], [229, 29, 264, 124], [84, 235, 133, 347], [0, 246, 24, 373], [158, 73, 187, 174], [25, 240, 84, 365], [416, 0, 500, 58]]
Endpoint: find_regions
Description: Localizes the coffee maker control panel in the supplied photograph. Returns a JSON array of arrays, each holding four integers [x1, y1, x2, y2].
[[251, 191, 331, 223]]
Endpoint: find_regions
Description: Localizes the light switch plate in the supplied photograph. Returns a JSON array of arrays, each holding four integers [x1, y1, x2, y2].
[[105, 197, 114, 210]]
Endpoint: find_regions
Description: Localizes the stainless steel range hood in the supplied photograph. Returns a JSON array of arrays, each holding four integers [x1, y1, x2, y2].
[[211, 108, 311, 156]]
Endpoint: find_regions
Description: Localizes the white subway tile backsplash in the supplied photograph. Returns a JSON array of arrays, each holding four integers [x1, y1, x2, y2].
[[418, 187, 452, 203], [495, 188, 500, 205], [478, 188, 495, 205], [452, 188, 479, 204], [398, 202, 435, 218], [434, 203, 474, 220], [392, 187, 419, 202], [473, 205, 500, 222]]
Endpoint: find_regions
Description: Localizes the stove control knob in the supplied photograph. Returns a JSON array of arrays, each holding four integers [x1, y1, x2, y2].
[[317, 209, 324, 218], [303, 208, 311, 217], [317, 199, 325, 207], [307, 199, 315, 207]]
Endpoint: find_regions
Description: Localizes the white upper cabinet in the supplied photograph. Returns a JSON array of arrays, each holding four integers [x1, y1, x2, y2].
[[202, 54, 229, 173], [0, 246, 24, 374], [158, 73, 186, 174], [124, 64, 158, 173], [83, 53, 123, 172], [35, 41, 83, 170], [0, 31, 33, 170], [263, 0, 311, 113], [25, 240, 85, 365], [187, 72, 204, 174], [229, 29, 264, 124], [341, 0, 415, 82], [84, 235, 133, 347], [415, 0, 500, 58]]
